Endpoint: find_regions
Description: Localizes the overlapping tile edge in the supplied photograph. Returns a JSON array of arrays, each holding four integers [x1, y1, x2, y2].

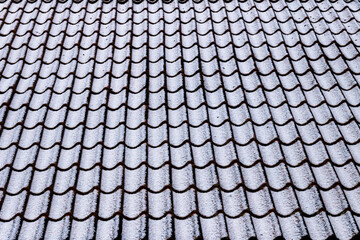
[[1, 0, 360, 239]]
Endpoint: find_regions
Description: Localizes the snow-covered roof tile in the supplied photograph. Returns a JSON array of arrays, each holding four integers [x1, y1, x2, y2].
[[1, 0, 360, 239]]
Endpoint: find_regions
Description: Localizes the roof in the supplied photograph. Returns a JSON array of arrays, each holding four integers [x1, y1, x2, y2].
[[0, 0, 360, 239]]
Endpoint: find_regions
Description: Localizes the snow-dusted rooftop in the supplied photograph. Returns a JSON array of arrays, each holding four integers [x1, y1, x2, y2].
[[1, 0, 360, 239]]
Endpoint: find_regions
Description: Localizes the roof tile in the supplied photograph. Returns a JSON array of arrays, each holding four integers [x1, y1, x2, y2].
[[1, 0, 360, 239]]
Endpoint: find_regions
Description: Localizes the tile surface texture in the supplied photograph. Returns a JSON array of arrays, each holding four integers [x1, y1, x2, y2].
[[0, 0, 360, 239]]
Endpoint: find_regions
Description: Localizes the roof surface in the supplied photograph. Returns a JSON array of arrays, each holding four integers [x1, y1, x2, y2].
[[1, 0, 360, 239]]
